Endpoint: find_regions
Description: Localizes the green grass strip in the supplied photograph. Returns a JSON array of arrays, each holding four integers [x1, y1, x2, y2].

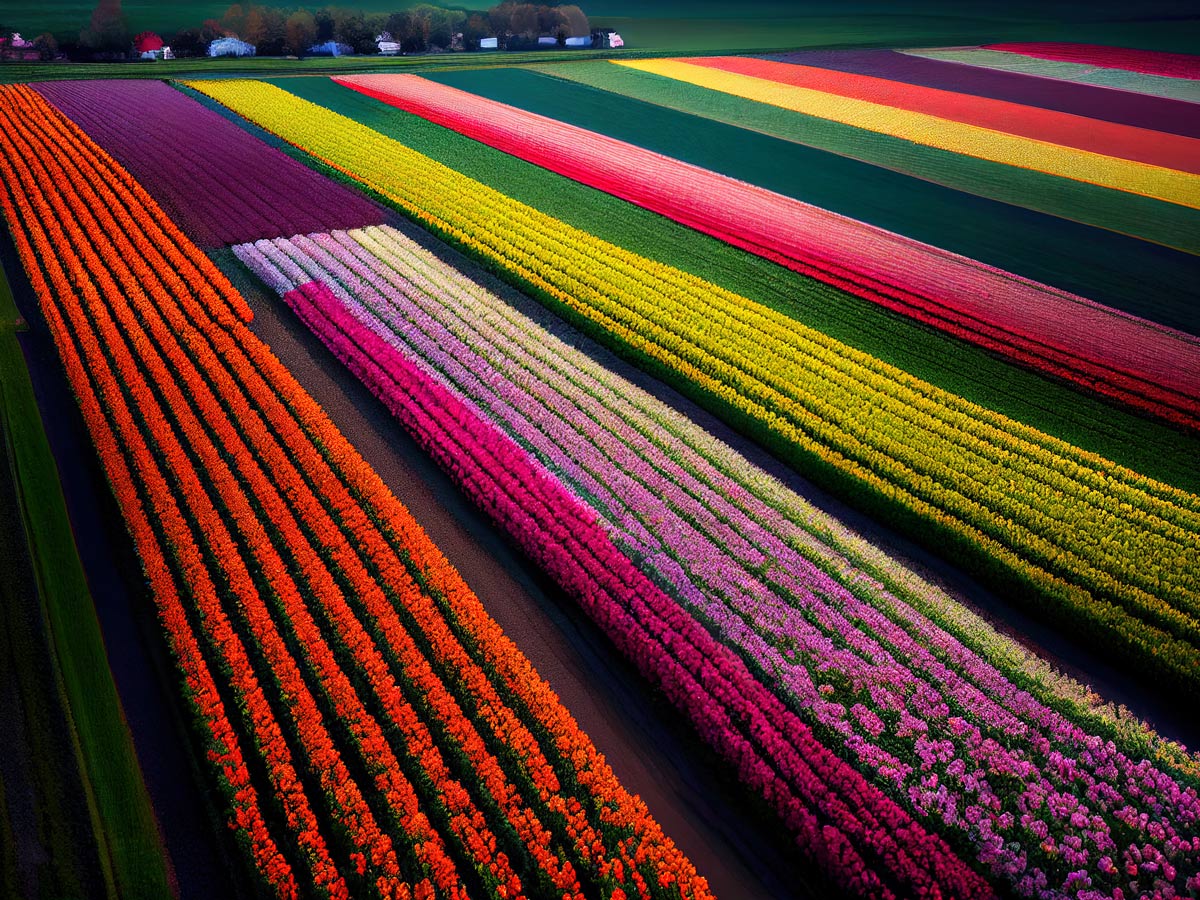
[[257, 75, 1200, 495], [0, 258, 172, 899], [518, 60, 1200, 259], [0, 49, 669, 86]]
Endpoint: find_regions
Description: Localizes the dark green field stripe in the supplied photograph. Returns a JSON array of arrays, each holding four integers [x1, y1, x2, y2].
[[421, 66, 1200, 336], [258, 76, 1200, 495]]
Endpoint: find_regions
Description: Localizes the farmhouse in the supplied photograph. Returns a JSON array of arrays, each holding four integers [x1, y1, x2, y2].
[[375, 32, 400, 55], [0, 32, 39, 61], [134, 32, 168, 60]]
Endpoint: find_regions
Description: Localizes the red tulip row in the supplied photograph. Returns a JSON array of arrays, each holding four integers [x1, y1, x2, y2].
[[335, 73, 1200, 433], [0, 83, 710, 900], [0, 86, 334, 899]]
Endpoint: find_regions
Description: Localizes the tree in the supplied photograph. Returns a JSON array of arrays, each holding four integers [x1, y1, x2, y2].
[[537, 4, 565, 36], [557, 4, 589, 37], [220, 3, 246, 38], [79, 0, 130, 53], [331, 9, 375, 54], [33, 32, 59, 60], [314, 7, 334, 42], [284, 9, 316, 55], [422, 5, 465, 49], [242, 6, 268, 44], [387, 11, 428, 53], [366, 13, 387, 48], [510, 3, 538, 40], [199, 18, 224, 42], [463, 13, 491, 49], [488, 2, 515, 41], [171, 26, 205, 57], [244, 6, 285, 54]]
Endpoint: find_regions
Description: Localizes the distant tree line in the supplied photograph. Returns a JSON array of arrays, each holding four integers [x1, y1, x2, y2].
[[14, 0, 591, 60]]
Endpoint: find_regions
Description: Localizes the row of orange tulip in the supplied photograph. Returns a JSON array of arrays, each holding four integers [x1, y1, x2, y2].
[[0, 89, 322, 899], [2, 86, 411, 898], [0, 83, 709, 900]]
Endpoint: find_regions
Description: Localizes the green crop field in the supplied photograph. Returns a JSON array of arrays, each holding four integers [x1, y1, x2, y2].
[[0, 257, 170, 900]]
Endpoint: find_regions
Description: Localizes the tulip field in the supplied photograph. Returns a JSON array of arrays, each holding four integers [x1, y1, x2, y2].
[[0, 37, 1198, 900]]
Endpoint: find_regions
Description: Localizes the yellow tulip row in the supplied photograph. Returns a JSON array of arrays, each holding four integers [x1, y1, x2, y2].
[[188, 78, 1200, 684], [614, 58, 1200, 210]]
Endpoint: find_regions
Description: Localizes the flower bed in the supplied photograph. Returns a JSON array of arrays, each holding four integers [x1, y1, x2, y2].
[[0, 82, 708, 900], [688, 56, 1200, 172], [188, 79, 1200, 698], [335, 72, 1200, 431], [759, 50, 1200, 137], [237, 223, 1200, 899], [262, 257, 994, 900], [612, 58, 1200, 208], [985, 43, 1200, 80], [33, 79, 384, 248]]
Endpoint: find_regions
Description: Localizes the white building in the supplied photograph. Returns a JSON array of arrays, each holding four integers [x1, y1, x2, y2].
[[208, 37, 256, 57], [375, 32, 400, 55]]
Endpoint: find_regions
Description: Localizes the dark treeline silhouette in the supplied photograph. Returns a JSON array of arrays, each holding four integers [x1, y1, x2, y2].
[[19, 0, 592, 60]]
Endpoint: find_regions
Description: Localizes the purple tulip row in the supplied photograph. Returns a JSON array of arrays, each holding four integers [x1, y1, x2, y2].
[[270, 267, 995, 900], [233, 227, 1200, 899], [33, 80, 383, 248]]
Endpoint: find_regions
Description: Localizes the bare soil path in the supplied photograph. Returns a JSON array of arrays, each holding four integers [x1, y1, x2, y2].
[[1, 228, 252, 900]]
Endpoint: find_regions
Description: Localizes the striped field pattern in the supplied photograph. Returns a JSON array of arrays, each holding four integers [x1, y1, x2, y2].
[[613, 58, 1200, 207], [335, 72, 1200, 430], [899, 48, 1200, 103], [3, 32, 1198, 900]]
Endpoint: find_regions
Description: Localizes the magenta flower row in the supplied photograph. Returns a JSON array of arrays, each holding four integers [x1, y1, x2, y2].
[[233, 226, 1200, 899], [276, 270, 994, 900]]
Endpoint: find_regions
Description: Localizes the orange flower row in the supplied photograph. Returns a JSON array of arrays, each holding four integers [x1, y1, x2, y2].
[[7, 85, 455, 899], [0, 88, 326, 900], [0, 81, 712, 900], [40, 91, 574, 900]]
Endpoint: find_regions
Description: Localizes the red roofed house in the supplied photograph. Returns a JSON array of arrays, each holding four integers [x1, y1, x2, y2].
[[134, 31, 171, 59]]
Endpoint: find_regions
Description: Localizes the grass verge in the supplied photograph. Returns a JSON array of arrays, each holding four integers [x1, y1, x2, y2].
[[0, 255, 174, 898]]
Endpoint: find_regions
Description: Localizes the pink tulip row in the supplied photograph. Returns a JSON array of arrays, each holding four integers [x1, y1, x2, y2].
[[274, 268, 996, 900], [333, 73, 1200, 431], [236, 225, 1200, 899]]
